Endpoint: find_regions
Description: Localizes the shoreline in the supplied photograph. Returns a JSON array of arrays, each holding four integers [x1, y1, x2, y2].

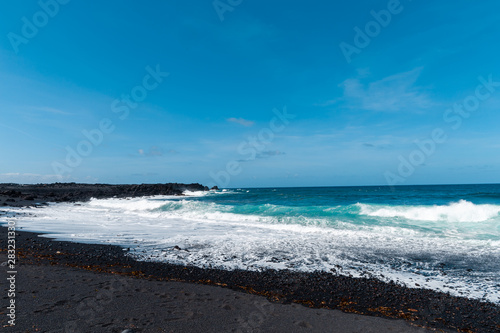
[[0, 182, 211, 207], [0, 239, 432, 333], [1, 226, 498, 332], [0, 183, 499, 332]]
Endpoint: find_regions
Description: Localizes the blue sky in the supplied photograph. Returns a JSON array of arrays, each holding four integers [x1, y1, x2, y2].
[[1, 0, 500, 188]]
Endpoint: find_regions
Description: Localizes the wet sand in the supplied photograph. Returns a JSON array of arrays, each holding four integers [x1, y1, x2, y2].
[[0, 252, 434, 333]]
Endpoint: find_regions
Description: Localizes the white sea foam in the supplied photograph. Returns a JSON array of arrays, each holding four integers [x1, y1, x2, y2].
[[87, 196, 170, 211], [1, 196, 499, 304], [357, 200, 500, 223], [182, 190, 210, 197]]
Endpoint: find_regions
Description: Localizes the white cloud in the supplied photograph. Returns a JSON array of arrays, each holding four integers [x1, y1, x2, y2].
[[257, 150, 285, 158], [137, 146, 177, 157], [34, 106, 73, 115], [227, 117, 255, 127], [337, 67, 433, 112]]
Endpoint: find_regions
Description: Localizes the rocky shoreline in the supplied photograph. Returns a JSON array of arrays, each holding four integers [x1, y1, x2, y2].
[[0, 182, 210, 207], [0, 183, 498, 332]]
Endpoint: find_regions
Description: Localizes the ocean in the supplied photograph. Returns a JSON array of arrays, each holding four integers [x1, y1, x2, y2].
[[2, 184, 499, 304]]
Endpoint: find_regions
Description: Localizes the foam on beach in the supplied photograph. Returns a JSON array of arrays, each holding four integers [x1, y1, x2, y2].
[[2, 187, 500, 305]]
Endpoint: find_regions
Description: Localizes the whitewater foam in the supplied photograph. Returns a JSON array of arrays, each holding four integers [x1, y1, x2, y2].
[[357, 200, 500, 223], [1, 192, 499, 304]]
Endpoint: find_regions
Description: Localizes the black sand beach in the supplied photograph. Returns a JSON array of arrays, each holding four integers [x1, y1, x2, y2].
[[0, 184, 498, 332]]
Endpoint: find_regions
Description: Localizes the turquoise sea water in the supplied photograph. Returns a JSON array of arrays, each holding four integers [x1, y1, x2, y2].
[[192, 184, 500, 240]]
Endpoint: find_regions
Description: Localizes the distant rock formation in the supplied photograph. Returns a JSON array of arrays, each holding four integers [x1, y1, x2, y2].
[[0, 183, 209, 207]]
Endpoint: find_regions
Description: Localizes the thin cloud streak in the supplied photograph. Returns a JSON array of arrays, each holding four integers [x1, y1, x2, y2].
[[227, 117, 255, 127], [321, 67, 433, 113]]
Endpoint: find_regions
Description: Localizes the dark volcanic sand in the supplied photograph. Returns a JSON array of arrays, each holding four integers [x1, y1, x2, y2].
[[0, 183, 498, 332], [0, 252, 433, 333], [0, 230, 436, 333]]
